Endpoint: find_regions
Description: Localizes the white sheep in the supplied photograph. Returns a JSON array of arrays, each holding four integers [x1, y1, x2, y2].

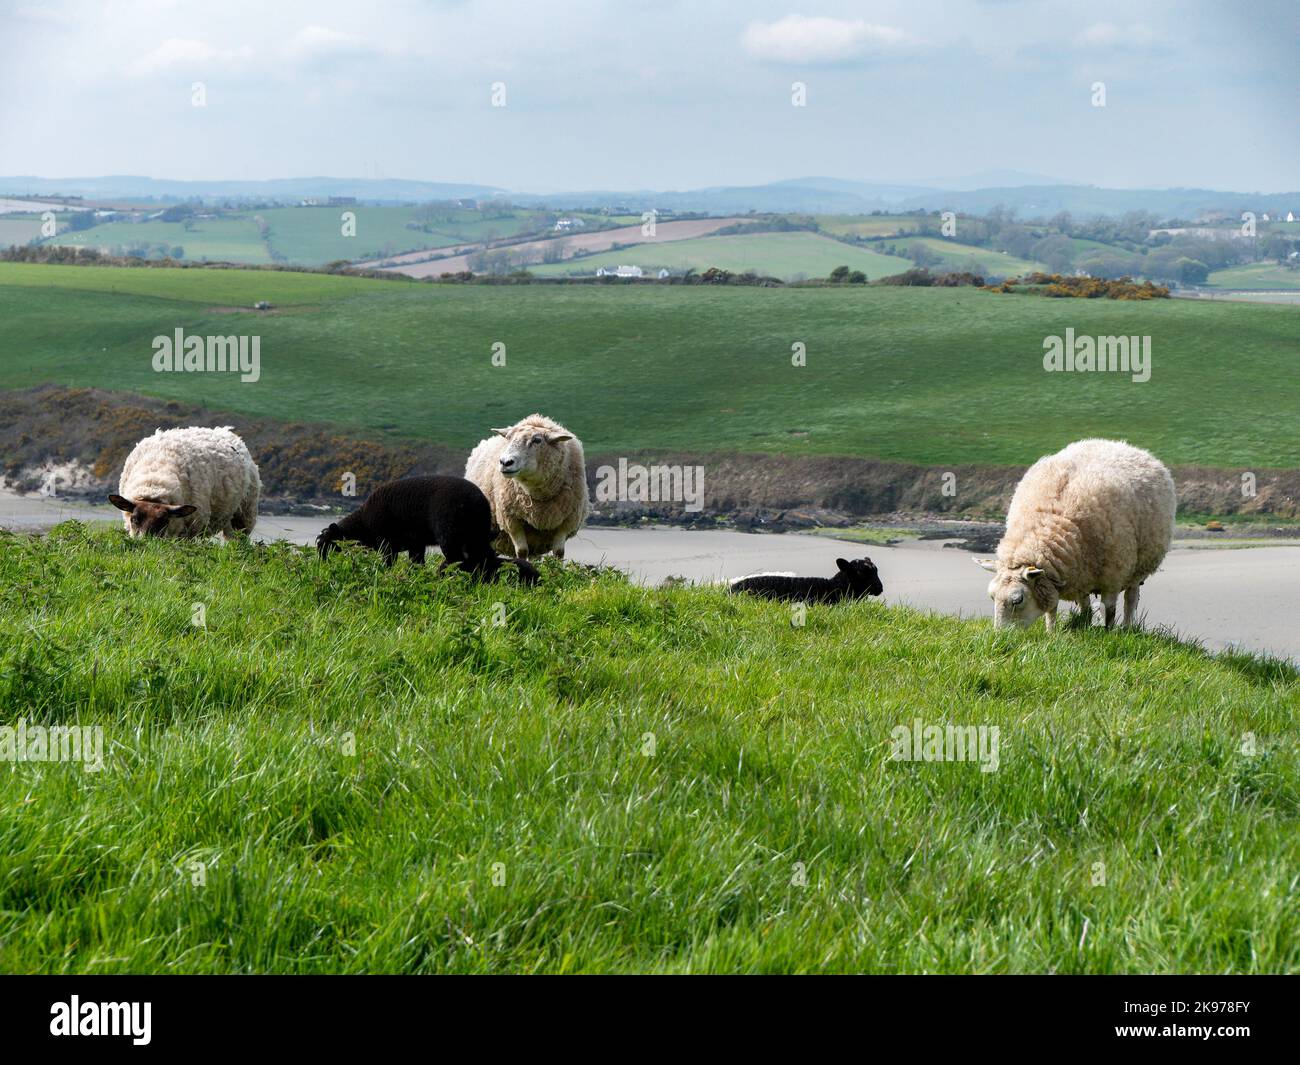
[[464, 413, 589, 559], [974, 438, 1175, 630], [108, 426, 261, 539]]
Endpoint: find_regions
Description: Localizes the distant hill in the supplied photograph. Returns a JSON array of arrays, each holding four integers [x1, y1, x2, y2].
[[3, 174, 1297, 220], [0, 175, 504, 204]]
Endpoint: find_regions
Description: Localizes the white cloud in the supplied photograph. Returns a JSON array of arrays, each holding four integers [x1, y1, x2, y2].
[[1077, 22, 1157, 48], [128, 38, 254, 76], [285, 25, 385, 63], [741, 15, 912, 65]]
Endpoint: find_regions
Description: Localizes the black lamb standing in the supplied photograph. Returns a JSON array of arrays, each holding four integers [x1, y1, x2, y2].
[[316, 475, 538, 584], [728, 557, 883, 604]]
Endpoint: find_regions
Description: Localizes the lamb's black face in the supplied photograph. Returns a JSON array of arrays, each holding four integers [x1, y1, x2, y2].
[[837, 557, 884, 597], [316, 523, 343, 560]]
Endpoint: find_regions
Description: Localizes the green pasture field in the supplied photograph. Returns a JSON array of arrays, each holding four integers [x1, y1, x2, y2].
[[532, 232, 912, 281], [1, 262, 1298, 469]]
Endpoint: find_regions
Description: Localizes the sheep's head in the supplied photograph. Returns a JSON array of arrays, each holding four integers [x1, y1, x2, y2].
[[108, 494, 197, 538], [316, 523, 346, 560], [973, 558, 1057, 628], [493, 422, 573, 484], [837, 557, 884, 598]]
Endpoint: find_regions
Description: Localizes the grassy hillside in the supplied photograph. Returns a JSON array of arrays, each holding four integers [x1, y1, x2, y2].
[[1206, 262, 1300, 290], [262, 206, 553, 265], [0, 525, 1295, 973], [533, 232, 910, 281], [2, 263, 1298, 468], [895, 237, 1047, 277], [0, 261, 389, 304], [255, 206, 447, 263], [46, 217, 273, 264], [31, 207, 557, 268], [815, 215, 926, 239]]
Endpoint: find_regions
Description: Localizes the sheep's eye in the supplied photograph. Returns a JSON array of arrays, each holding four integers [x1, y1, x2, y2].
[[530, 437, 540, 446]]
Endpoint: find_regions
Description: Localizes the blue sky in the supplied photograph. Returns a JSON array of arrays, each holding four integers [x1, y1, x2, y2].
[[2, 0, 1296, 192]]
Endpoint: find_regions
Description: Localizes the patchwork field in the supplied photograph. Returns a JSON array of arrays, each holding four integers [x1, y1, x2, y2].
[[0, 527, 1294, 973], [2, 263, 1298, 469], [533, 232, 912, 280]]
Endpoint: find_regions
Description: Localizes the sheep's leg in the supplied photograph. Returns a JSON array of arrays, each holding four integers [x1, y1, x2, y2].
[[1075, 594, 1093, 627], [1123, 585, 1141, 628], [1101, 592, 1119, 629], [1043, 609, 1057, 633], [231, 492, 257, 537], [503, 519, 530, 559], [409, 546, 426, 565], [380, 543, 398, 567]]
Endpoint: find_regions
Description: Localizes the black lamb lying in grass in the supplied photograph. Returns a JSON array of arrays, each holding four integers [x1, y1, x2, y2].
[[316, 475, 539, 585], [728, 557, 883, 604]]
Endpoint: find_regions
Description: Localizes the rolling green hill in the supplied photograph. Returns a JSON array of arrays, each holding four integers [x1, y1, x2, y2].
[[45, 216, 273, 264], [815, 214, 927, 239], [1206, 262, 1300, 290], [893, 237, 1047, 277], [1, 262, 1298, 469], [533, 232, 912, 281], [0, 526, 1294, 973], [31, 207, 559, 268]]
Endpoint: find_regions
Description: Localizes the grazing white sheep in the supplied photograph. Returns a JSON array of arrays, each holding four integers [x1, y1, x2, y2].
[[974, 438, 1175, 630], [108, 426, 261, 539], [464, 413, 589, 559]]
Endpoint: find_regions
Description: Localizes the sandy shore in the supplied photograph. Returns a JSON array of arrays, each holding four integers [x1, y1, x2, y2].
[[4, 489, 1297, 662]]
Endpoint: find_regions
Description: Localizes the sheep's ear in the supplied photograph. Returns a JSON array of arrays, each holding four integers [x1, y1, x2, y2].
[[491, 427, 512, 438], [835, 558, 850, 571], [168, 504, 198, 517], [108, 493, 134, 513], [973, 558, 998, 572], [545, 432, 573, 445]]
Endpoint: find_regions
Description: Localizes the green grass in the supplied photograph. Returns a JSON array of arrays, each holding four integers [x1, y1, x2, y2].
[[2, 262, 1299, 468], [0, 524, 1294, 973], [0, 260, 391, 305], [254, 206, 445, 264], [44, 217, 273, 264], [258, 206, 550, 265], [532, 232, 912, 281], [36, 208, 556, 267], [815, 214, 927, 239], [895, 237, 1047, 277], [1206, 262, 1300, 290]]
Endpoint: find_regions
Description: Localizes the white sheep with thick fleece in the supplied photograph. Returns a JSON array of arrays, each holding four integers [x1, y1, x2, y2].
[[465, 413, 589, 559], [975, 438, 1176, 630], [110, 426, 261, 539]]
